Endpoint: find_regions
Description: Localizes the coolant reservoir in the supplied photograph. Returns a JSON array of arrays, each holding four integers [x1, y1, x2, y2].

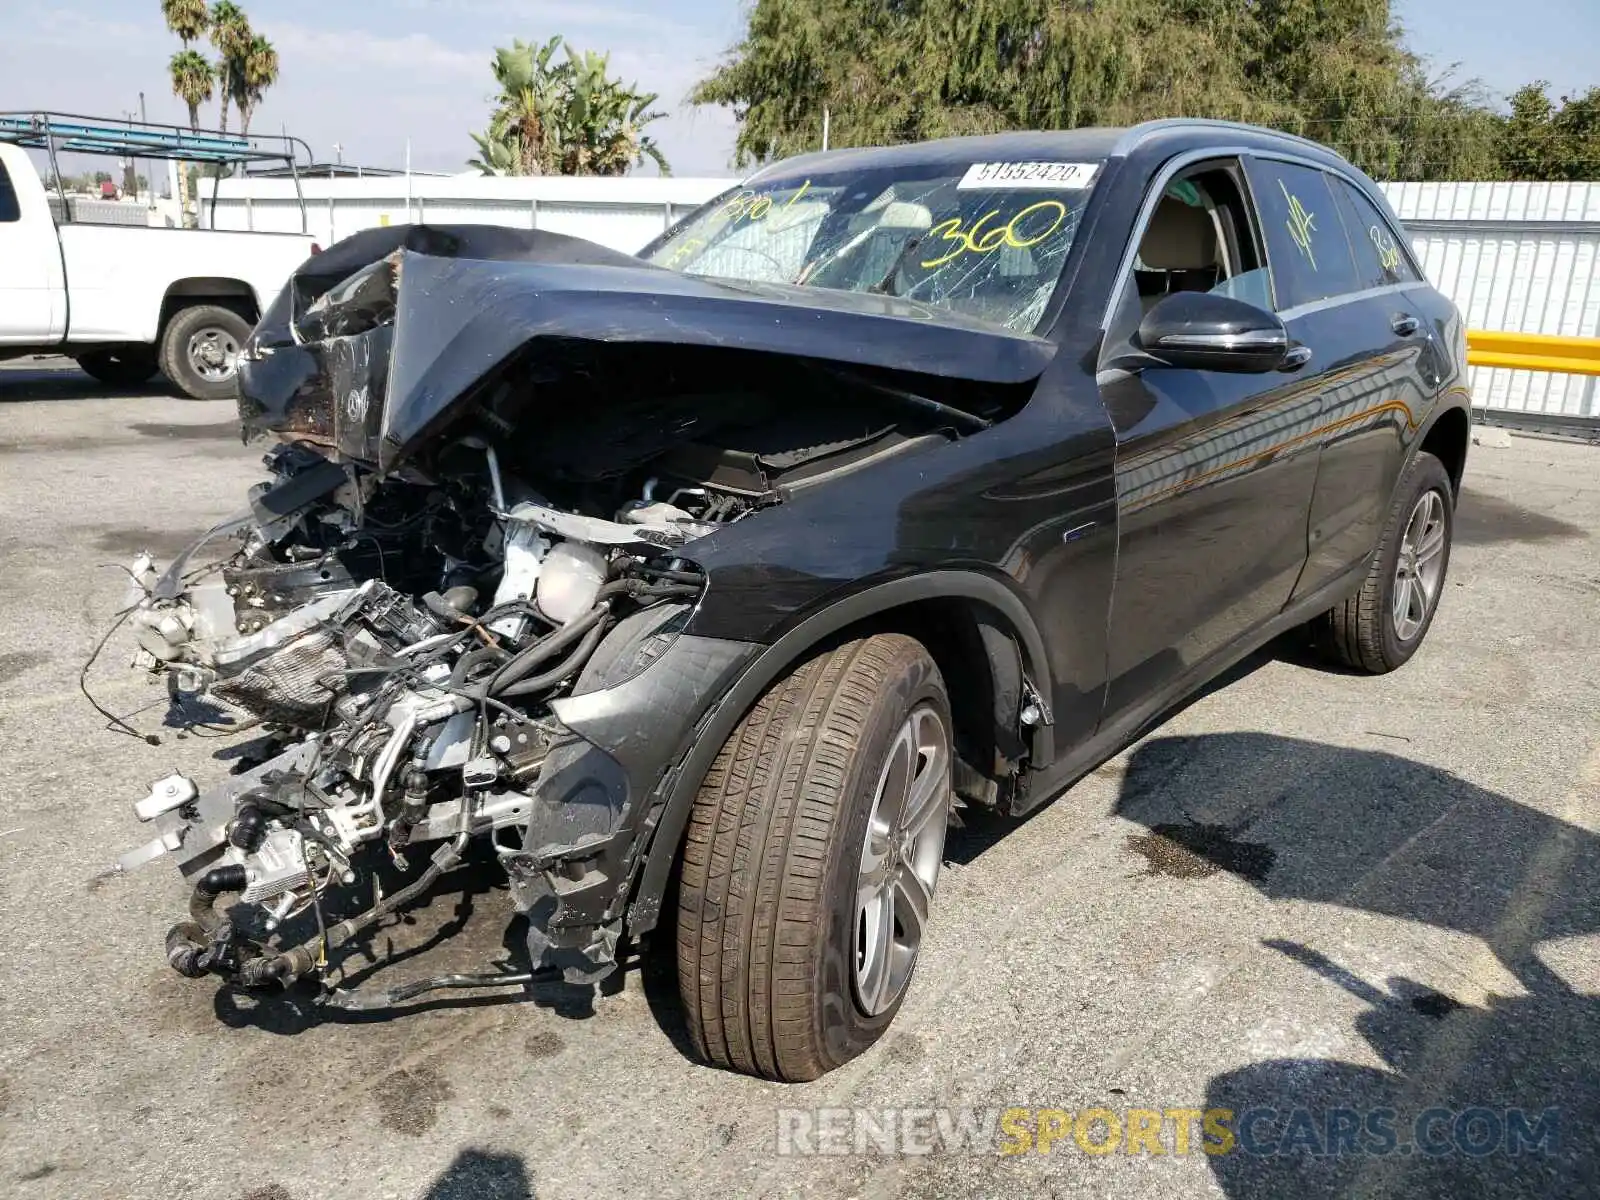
[[536, 542, 608, 625], [489, 523, 550, 639]]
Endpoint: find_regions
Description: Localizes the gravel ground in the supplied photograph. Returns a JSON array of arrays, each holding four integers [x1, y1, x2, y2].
[[0, 359, 1596, 1200]]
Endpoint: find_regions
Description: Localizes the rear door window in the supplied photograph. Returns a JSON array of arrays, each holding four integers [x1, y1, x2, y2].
[[1245, 159, 1360, 312], [1333, 179, 1421, 290]]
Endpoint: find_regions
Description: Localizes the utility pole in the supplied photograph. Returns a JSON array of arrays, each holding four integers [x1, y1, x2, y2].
[[138, 91, 148, 201]]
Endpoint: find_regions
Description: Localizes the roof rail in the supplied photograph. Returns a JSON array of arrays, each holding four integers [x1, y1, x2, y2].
[[1111, 118, 1333, 158]]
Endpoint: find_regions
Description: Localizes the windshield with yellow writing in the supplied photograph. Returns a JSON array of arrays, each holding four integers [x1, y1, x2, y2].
[[639, 161, 1104, 332]]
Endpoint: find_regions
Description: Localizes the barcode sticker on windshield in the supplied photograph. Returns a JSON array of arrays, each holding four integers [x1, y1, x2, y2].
[[957, 161, 1100, 190]]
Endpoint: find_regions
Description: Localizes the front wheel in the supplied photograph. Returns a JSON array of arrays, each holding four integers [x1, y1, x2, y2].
[[159, 304, 252, 401], [1314, 450, 1455, 672], [676, 634, 953, 1081], [75, 346, 158, 388]]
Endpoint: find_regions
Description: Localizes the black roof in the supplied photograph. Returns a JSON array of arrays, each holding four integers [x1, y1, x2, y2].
[[749, 119, 1353, 181], [755, 127, 1131, 179]]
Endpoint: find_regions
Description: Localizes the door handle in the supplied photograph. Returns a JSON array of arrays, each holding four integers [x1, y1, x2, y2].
[[1278, 345, 1313, 371], [1391, 314, 1422, 337]]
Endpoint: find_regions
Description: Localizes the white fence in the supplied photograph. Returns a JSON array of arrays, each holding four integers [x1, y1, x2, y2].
[[207, 174, 1600, 421], [203, 173, 729, 255]]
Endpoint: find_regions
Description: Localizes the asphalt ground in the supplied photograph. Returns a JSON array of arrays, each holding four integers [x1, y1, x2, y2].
[[0, 357, 1596, 1200]]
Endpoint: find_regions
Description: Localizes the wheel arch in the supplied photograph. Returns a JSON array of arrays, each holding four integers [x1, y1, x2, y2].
[[629, 570, 1053, 935], [158, 278, 261, 336], [1416, 400, 1470, 498]]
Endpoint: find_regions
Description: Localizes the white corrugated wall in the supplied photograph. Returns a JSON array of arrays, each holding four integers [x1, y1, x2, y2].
[[1383, 182, 1600, 419]]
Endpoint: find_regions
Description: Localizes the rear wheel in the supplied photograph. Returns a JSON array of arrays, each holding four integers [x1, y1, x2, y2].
[[676, 634, 953, 1081], [75, 346, 158, 388], [1314, 450, 1454, 673], [159, 304, 252, 401]]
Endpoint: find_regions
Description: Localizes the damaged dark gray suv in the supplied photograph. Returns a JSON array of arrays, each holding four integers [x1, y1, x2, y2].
[[114, 120, 1470, 1081]]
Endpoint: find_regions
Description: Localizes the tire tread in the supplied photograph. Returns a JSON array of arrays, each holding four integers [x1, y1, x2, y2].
[[676, 634, 937, 1081]]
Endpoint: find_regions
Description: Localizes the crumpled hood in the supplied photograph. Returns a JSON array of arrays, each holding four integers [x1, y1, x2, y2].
[[238, 223, 1058, 471]]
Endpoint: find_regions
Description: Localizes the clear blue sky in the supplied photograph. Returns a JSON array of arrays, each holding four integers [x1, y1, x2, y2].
[[3, 1, 1593, 177]]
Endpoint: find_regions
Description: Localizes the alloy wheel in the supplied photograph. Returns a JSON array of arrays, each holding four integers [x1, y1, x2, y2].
[[852, 703, 951, 1016], [1393, 489, 1447, 641]]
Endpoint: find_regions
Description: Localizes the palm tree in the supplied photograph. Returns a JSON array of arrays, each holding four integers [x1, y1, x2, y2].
[[233, 34, 279, 136], [467, 131, 521, 175], [480, 36, 566, 175], [208, 1, 251, 134], [169, 49, 215, 130], [161, 0, 209, 46], [469, 36, 671, 176]]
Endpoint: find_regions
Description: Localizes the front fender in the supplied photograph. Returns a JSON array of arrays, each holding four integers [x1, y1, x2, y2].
[[623, 568, 1056, 938]]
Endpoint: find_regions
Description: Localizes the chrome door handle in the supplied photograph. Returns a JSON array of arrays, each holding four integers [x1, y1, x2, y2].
[[1391, 314, 1422, 337], [1279, 345, 1313, 371]]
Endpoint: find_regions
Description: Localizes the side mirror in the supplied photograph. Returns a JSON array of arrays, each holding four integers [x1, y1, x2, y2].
[[1135, 291, 1290, 373]]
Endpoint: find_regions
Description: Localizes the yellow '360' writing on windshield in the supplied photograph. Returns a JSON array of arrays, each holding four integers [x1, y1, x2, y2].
[[717, 180, 813, 224], [918, 201, 1068, 268]]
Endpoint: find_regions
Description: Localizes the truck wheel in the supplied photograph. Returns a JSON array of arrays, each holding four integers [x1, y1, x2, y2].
[[1314, 450, 1455, 673], [159, 305, 252, 401], [676, 634, 953, 1081], [75, 347, 159, 389]]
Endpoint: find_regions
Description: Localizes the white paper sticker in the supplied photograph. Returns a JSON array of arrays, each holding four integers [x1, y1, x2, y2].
[[957, 161, 1100, 190]]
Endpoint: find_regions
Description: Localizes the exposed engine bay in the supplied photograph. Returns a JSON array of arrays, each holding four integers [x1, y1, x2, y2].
[[108, 224, 1025, 1006]]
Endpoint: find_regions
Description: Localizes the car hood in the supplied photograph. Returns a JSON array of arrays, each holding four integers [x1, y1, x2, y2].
[[237, 224, 1057, 471]]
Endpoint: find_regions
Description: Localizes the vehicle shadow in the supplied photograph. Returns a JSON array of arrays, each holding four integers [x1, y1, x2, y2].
[[944, 640, 1282, 865], [1454, 485, 1588, 546], [0, 364, 180, 402], [1112, 732, 1599, 1198]]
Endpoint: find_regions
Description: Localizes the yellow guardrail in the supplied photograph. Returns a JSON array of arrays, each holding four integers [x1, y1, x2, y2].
[[1467, 330, 1600, 377]]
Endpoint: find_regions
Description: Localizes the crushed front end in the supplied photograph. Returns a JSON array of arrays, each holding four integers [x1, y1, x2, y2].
[[112, 228, 778, 1000], [108, 222, 1024, 1005]]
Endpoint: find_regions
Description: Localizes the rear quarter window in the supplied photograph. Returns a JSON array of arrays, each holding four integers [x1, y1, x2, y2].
[[0, 160, 20, 223], [1334, 179, 1421, 290], [1246, 159, 1360, 311]]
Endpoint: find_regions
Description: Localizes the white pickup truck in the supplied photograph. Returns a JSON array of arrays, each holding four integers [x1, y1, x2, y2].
[[0, 141, 316, 399]]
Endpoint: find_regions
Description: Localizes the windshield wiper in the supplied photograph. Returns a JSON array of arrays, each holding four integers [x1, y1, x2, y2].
[[866, 233, 929, 296], [811, 364, 992, 432]]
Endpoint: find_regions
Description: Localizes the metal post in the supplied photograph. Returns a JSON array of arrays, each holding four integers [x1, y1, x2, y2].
[[664, 201, 675, 231], [822, 107, 830, 152], [40, 114, 69, 223], [208, 162, 222, 229], [530, 197, 539, 230], [283, 123, 308, 234]]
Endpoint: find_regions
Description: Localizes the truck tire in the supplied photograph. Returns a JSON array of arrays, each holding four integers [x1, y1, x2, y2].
[[676, 634, 953, 1081], [159, 304, 252, 401], [75, 346, 159, 389], [1313, 450, 1455, 673]]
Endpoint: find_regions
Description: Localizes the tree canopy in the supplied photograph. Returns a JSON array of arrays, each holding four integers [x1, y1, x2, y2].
[[161, 1, 279, 135], [469, 36, 670, 175], [693, 0, 1593, 181]]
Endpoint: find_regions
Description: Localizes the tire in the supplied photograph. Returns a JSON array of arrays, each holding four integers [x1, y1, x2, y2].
[[159, 304, 252, 401], [676, 634, 953, 1081], [1314, 450, 1454, 673], [75, 346, 158, 388]]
